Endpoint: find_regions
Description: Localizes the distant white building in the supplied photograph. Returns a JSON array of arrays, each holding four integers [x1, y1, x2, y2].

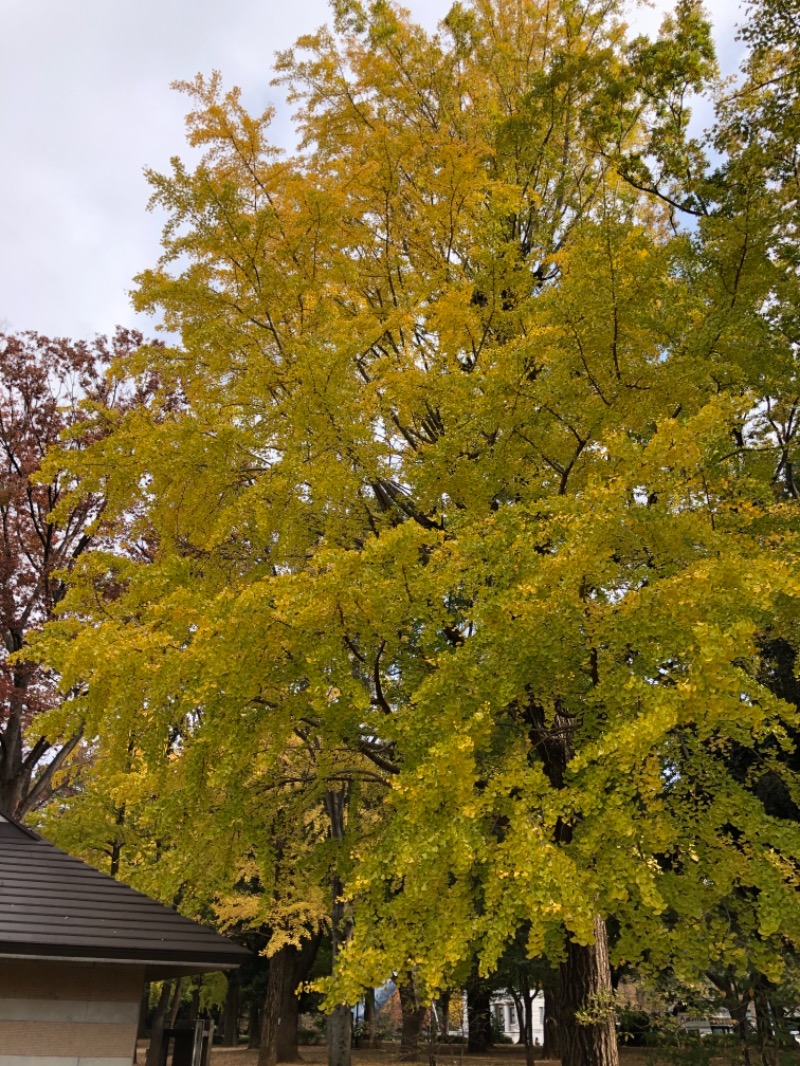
[[677, 1009, 738, 1037], [491, 990, 545, 1046]]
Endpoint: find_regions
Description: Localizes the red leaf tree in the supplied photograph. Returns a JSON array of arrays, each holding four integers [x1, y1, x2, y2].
[[0, 328, 149, 818]]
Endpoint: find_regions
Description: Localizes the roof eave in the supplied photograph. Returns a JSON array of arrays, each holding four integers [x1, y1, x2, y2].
[[0, 948, 248, 978]]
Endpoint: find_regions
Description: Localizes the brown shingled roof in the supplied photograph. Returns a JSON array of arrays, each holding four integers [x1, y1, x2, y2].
[[0, 814, 250, 977]]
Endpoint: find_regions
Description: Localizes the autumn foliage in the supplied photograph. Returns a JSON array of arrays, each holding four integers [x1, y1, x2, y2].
[[0, 329, 151, 818], [25, 1, 800, 1065]]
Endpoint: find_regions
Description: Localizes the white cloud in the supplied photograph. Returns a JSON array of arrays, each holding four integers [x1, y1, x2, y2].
[[0, 0, 746, 339]]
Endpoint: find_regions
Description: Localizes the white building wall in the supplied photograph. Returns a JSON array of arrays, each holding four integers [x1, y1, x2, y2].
[[490, 991, 545, 1047], [0, 960, 143, 1066]]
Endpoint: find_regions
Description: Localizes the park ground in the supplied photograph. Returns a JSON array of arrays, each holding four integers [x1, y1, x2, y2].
[[206, 1046, 800, 1066]]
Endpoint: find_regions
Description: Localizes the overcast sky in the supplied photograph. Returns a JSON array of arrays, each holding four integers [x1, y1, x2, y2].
[[1, 0, 743, 341]]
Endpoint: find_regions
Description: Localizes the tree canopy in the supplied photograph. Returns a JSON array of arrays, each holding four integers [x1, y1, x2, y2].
[[0, 328, 148, 819], [32, 1, 800, 1064]]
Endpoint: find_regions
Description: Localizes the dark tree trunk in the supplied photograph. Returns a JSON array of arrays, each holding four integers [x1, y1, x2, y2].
[[188, 982, 200, 1026], [138, 986, 150, 1039], [439, 992, 450, 1042], [510, 991, 534, 1065], [278, 931, 322, 1063], [398, 978, 427, 1061], [363, 988, 377, 1048], [466, 978, 492, 1053], [523, 991, 535, 1066], [754, 980, 778, 1066], [0, 692, 27, 820], [714, 976, 752, 1066], [729, 998, 752, 1066], [249, 1001, 262, 1050], [511, 991, 524, 1042], [542, 980, 561, 1062], [325, 789, 352, 1066], [223, 972, 241, 1047], [146, 981, 173, 1066], [134, 985, 149, 1063], [168, 978, 184, 1030], [529, 704, 618, 1066], [558, 915, 618, 1066], [512, 971, 538, 1066], [277, 977, 302, 1063], [259, 946, 295, 1066]]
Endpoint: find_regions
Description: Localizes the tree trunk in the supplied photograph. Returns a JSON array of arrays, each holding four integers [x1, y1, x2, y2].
[[529, 705, 617, 1066], [542, 980, 561, 1062], [363, 989, 377, 1049], [512, 992, 525, 1044], [223, 972, 241, 1047], [145, 981, 173, 1066], [523, 991, 535, 1066], [168, 978, 184, 1030], [754, 980, 777, 1066], [259, 945, 295, 1066], [277, 976, 302, 1063], [249, 1001, 262, 1049], [466, 978, 492, 1053], [325, 789, 352, 1066], [715, 977, 752, 1066], [0, 693, 26, 820], [108, 801, 127, 877], [187, 980, 200, 1026], [327, 1006, 352, 1066], [558, 915, 618, 1066], [135, 986, 149, 1063], [278, 930, 322, 1063], [398, 978, 427, 1062], [729, 998, 752, 1066], [138, 986, 150, 1040], [440, 992, 450, 1042]]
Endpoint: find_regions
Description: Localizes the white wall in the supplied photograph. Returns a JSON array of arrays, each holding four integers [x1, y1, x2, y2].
[[491, 991, 546, 1047], [0, 960, 144, 1066]]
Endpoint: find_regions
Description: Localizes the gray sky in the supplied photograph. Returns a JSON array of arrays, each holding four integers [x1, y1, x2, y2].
[[1, 0, 743, 340]]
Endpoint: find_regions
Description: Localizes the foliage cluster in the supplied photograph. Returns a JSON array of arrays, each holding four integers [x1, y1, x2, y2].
[[12, 1, 800, 1064]]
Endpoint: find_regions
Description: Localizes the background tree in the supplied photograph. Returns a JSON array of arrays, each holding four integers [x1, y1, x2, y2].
[[0, 328, 149, 818], [612, 3, 800, 1061], [40, 628, 387, 1066], [492, 929, 552, 1066]]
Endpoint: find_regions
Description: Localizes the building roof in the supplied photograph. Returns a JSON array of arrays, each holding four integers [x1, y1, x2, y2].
[[0, 814, 250, 977]]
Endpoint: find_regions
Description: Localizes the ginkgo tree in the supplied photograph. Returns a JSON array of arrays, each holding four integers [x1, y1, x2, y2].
[[32, 1, 800, 1065]]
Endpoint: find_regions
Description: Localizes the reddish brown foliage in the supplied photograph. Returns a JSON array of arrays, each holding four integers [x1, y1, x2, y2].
[[0, 328, 149, 818]]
